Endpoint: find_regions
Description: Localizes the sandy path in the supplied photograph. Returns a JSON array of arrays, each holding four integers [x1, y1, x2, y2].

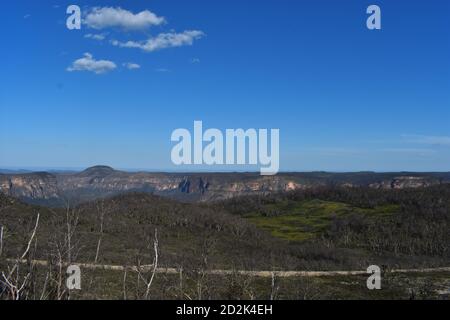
[[6, 259, 450, 278]]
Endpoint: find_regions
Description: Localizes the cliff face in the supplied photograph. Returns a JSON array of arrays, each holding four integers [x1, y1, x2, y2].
[[54, 168, 303, 203], [0, 172, 59, 202], [0, 166, 449, 206]]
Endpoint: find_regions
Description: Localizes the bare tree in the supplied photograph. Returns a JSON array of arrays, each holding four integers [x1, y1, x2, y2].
[[86, 200, 109, 292], [269, 272, 279, 300], [94, 199, 108, 264], [136, 229, 159, 300], [64, 203, 79, 264], [193, 234, 216, 300], [122, 267, 128, 300], [0, 225, 4, 257], [0, 213, 40, 300], [46, 203, 81, 300]]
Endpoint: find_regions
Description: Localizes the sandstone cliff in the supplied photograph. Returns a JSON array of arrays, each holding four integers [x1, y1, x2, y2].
[[0, 166, 449, 206]]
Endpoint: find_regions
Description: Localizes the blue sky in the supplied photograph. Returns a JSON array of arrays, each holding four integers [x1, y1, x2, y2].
[[1, 0, 449, 172]]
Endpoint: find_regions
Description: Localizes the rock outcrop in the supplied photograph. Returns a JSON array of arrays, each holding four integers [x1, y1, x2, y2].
[[0, 166, 449, 206]]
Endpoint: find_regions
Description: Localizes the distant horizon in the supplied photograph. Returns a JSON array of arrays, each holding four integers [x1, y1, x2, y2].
[[1, 164, 450, 175]]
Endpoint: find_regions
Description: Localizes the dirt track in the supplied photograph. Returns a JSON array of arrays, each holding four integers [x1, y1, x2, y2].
[[6, 259, 450, 278]]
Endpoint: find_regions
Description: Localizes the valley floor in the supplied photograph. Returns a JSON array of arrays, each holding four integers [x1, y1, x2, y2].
[[1, 185, 449, 299]]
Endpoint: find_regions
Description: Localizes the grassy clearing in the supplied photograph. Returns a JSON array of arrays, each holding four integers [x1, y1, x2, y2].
[[244, 199, 400, 242]]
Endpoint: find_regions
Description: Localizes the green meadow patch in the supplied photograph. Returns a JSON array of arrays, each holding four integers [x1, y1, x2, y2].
[[244, 199, 400, 242]]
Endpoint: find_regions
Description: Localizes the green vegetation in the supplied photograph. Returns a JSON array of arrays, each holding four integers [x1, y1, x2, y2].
[[1, 185, 449, 300], [244, 199, 400, 242]]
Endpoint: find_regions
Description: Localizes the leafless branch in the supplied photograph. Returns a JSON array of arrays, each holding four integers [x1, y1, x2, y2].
[[1, 213, 40, 300], [135, 229, 159, 300], [0, 225, 4, 257]]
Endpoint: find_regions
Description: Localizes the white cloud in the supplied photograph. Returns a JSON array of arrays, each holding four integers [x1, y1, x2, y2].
[[123, 62, 141, 70], [382, 148, 436, 156], [190, 58, 200, 64], [24, 14, 31, 19], [84, 7, 165, 30], [155, 68, 170, 73], [111, 30, 205, 52], [84, 33, 106, 41], [402, 134, 450, 146], [67, 53, 117, 74]]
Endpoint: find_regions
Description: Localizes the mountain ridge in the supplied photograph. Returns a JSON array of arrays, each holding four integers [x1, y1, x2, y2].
[[1, 165, 450, 206]]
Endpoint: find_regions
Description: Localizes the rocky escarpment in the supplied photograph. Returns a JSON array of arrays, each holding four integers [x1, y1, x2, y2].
[[0, 172, 60, 204], [54, 167, 304, 203], [0, 166, 449, 206]]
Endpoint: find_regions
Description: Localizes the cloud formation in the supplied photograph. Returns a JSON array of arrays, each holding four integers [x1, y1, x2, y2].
[[402, 134, 450, 146], [111, 30, 205, 52], [84, 7, 165, 30], [84, 33, 106, 41], [123, 62, 141, 70], [67, 53, 117, 74]]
